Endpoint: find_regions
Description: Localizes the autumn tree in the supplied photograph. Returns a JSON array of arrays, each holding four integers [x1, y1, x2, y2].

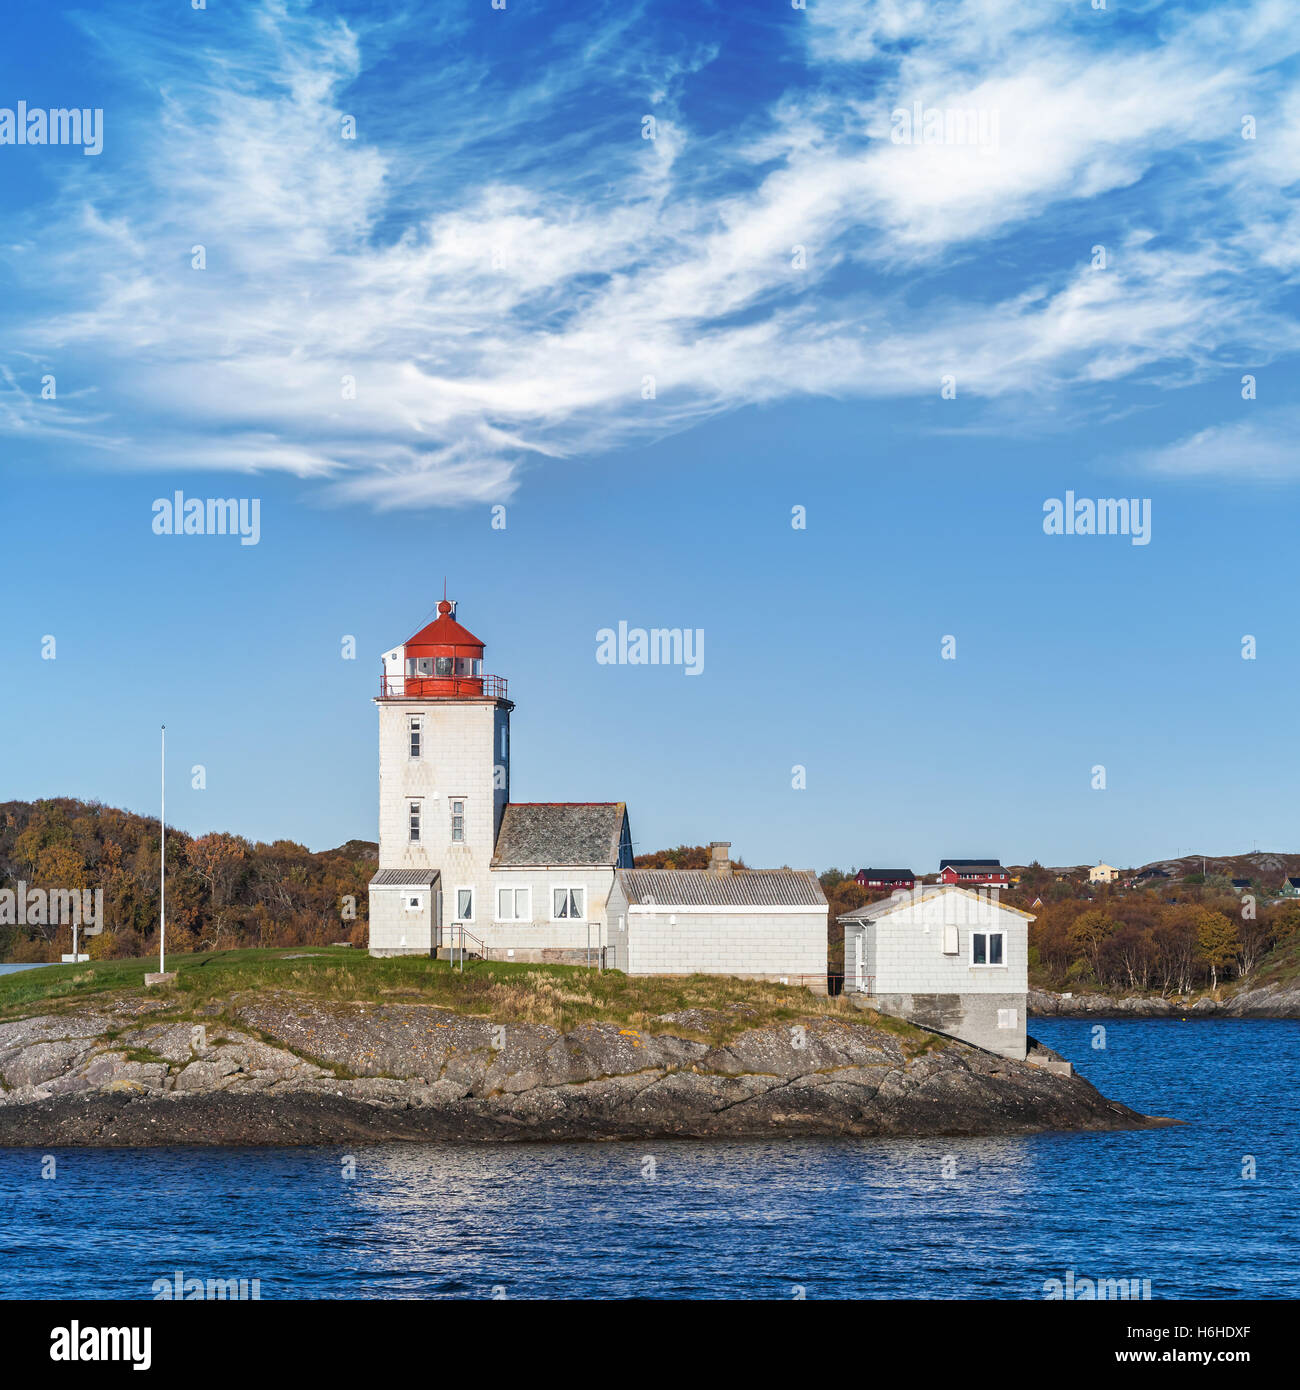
[[1196, 910, 1241, 991], [1068, 910, 1120, 980]]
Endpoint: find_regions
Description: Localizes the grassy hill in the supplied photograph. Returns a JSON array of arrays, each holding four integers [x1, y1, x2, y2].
[[0, 945, 918, 1048]]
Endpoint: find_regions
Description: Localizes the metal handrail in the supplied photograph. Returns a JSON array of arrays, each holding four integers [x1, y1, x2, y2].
[[379, 673, 508, 699], [447, 921, 489, 972]]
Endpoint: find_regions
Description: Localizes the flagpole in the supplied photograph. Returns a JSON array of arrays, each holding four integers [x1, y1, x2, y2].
[[160, 724, 166, 976]]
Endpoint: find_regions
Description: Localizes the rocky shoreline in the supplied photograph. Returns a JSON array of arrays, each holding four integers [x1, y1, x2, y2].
[[0, 992, 1175, 1145], [1029, 983, 1300, 1019]]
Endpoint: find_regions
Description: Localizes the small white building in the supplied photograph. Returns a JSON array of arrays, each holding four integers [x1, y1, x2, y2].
[[1089, 862, 1119, 884], [840, 885, 1034, 1058], [606, 842, 829, 992], [368, 601, 829, 984]]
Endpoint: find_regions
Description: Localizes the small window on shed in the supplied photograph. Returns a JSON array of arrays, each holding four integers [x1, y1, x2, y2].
[[998, 1009, 1018, 1030]]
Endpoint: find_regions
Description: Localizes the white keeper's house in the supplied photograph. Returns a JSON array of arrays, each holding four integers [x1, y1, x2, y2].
[[839, 884, 1034, 1058], [367, 598, 829, 989]]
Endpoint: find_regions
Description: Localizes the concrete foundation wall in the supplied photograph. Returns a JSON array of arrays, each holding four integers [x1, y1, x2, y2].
[[856, 990, 1027, 1060], [441, 945, 607, 966]]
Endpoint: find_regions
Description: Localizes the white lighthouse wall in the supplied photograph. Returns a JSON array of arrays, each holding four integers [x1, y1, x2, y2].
[[377, 699, 504, 870]]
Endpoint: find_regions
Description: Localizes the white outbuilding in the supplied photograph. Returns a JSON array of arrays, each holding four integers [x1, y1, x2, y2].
[[840, 884, 1034, 1058], [605, 842, 830, 992]]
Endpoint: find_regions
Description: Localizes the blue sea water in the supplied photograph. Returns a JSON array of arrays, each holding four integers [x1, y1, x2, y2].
[[0, 1018, 1295, 1299]]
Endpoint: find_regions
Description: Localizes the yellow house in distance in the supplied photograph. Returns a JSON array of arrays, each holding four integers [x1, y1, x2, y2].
[[1089, 862, 1119, 884]]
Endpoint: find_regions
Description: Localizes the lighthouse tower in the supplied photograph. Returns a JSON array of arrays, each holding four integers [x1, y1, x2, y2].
[[367, 599, 512, 955]]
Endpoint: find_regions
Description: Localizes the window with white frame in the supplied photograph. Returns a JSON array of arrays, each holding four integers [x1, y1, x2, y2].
[[404, 894, 423, 913], [455, 887, 474, 921], [450, 798, 465, 843], [496, 887, 530, 921], [971, 931, 1005, 966], [552, 886, 585, 920], [408, 800, 422, 843], [997, 1008, 1018, 1029], [408, 715, 423, 759]]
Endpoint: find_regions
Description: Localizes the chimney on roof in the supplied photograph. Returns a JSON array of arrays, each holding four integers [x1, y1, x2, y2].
[[707, 841, 732, 876]]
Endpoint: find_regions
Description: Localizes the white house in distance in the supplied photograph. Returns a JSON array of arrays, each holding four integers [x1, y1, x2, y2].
[[839, 885, 1034, 1059], [1089, 862, 1119, 884], [367, 598, 829, 987]]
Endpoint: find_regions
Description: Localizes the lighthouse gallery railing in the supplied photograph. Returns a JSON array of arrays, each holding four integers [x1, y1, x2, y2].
[[379, 673, 509, 699]]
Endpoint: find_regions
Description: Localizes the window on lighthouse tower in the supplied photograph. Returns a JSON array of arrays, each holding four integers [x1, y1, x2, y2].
[[450, 799, 465, 843]]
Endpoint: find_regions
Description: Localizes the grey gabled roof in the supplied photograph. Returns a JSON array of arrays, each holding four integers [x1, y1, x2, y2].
[[839, 883, 1036, 923], [492, 802, 630, 867], [618, 868, 827, 908], [369, 868, 441, 887]]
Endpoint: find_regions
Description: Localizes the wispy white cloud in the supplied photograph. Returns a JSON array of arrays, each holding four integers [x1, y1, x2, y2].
[[2, 0, 1297, 505], [1135, 408, 1300, 479]]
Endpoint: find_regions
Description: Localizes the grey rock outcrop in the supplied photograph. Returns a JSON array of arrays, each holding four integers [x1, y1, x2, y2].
[[1028, 984, 1300, 1018], [0, 996, 1175, 1146]]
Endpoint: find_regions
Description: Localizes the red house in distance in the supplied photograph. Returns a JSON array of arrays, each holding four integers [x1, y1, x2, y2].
[[938, 859, 1010, 888], [855, 868, 916, 892]]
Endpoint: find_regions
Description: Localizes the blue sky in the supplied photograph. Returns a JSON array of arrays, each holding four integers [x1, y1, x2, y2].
[[2, 0, 1299, 871]]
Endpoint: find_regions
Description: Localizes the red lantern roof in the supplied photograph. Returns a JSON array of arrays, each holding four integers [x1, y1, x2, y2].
[[378, 597, 508, 701], [405, 599, 485, 654]]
